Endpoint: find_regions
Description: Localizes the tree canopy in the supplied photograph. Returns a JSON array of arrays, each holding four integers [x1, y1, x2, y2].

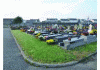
[[13, 16, 23, 24]]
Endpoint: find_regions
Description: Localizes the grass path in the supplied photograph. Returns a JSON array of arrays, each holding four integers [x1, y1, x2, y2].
[[11, 30, 97, 64]]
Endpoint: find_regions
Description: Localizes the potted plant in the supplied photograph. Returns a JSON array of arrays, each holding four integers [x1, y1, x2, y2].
[[81, 32, 89, 36], [35, 33, 41, 39], [46, 39, 55, 44], [68, 37, 71, 41], [73, 30, 77, 35]]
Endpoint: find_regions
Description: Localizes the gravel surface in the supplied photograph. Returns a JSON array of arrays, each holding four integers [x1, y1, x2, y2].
[[3, 28, 97, 70]]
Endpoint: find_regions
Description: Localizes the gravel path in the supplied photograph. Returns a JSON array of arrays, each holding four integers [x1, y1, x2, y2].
[[3, 28, 97, 70]]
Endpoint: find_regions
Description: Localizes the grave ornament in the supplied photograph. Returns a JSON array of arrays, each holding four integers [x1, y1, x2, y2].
[[88, 24, 92, 33]]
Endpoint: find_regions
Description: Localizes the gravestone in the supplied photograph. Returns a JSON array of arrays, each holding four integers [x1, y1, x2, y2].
[[63, 37, 85, 50], [88, 24, 92, 34], [58, 42, 64, 47], [46, 35, 57, 40], [80, 35, 97, 44], [54, 36, 68, 43]]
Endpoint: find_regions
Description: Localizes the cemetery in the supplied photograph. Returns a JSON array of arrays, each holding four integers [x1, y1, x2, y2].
[[19, 23, 97, 50], [11, 19, 97, 64]]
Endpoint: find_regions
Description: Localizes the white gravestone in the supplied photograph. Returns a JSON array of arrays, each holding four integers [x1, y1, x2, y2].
[[74, 24, 77, 29], [79, 24, 83, 29], [88, 24, 92, 33]]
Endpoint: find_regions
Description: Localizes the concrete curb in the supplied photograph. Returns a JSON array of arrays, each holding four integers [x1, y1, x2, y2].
[[10, 28, 97, 68]]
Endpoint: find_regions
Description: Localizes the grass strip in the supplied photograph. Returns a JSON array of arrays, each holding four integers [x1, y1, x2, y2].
[[11, 30, 97, 64]]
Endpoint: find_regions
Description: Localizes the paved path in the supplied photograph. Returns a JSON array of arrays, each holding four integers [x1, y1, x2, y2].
[[3, 28, 97, 70]]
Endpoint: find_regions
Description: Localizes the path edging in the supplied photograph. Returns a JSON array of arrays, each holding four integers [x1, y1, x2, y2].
[[10, 28, 97, 68]]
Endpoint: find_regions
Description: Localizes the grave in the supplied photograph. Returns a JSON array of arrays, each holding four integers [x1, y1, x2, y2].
[[63, 37, 85, 50], [42, 34, 49, 36], [54, 36, 68, 43], [41, 32, 49, 34], [80, 35, 97, 44], [58, 42, 64, 47], [46, 35, 57, 40]]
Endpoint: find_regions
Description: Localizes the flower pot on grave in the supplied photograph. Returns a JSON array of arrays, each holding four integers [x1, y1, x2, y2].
[[68, 37, 71, 41], [81, 32, 89, 36], [73, 32, 77, 35], [90, 33, 94, 35]]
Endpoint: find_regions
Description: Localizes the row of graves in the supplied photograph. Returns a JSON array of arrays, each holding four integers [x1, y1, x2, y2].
[[20, 24, 97, 50]]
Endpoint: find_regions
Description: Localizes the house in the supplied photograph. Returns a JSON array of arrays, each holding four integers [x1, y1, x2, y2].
[[26, 19, 40, 26], [91, 19, 97, 24], [60, 18, 79, 23], [60, 19, 69, 23], [3, 18, 14, 25], [45, 18, 58, 23]]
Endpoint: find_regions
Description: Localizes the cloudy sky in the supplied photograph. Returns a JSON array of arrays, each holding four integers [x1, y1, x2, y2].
[[3, 0, 97, 21]]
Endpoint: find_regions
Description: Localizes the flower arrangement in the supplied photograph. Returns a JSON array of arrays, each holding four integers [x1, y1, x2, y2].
[[20, 29, 25, 32], [81, 32, 89, 36], [92, 29, 97, 34], [89, 30, 94, 35], [27, 29, 35, 34], [20, 28, 27, 32], [44, 36, 48, 40], [68, 37, 71, 41], [72, 30, 77, 35], [30, 31, 34, 33], [35, 33, 41, 37], [46, 39, 55, 44], [89, 29, 97, 35], [38, 35, 44, 41]]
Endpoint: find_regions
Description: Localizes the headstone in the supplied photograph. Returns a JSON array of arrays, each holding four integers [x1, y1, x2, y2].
[[74, 24, 77, 29], [59, 42, 64, 47], [80, 35, 97, 44], [88, 24, 92, 33], [79, 24, 83, 29]]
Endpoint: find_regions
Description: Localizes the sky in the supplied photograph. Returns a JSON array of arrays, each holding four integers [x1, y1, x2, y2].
[[3, 0, 97, 21]]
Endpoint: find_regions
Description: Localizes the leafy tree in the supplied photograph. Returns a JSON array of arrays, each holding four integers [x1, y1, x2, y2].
[[13, 16, 23, 26]]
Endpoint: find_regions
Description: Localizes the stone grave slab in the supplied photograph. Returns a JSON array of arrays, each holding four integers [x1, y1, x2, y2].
[[63, 37, 85, 50]]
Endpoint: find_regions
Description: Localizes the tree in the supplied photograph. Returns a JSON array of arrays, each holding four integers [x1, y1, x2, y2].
[[13, 16, 23, 26]]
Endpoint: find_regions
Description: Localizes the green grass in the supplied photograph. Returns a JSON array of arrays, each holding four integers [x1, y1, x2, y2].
[[11, 30, 97, 64]]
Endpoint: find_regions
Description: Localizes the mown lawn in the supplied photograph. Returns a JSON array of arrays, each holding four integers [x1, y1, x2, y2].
[[11, 30, 97, 64]]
